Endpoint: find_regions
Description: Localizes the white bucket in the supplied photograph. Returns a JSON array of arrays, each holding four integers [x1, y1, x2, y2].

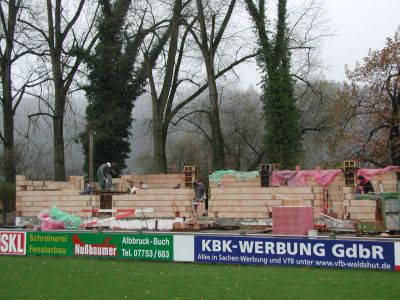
[[308, 230, 318, 237]]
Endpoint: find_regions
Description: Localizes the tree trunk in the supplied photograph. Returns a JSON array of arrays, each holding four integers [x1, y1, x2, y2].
[[207, 66, 225, 171], [0, 0, 19, 184], [49, 0, 66, 181], [53, 113, 65, 181], [153, 111, 168, 173], [53, 79, 66, 181], [1, 66, 16, 184]]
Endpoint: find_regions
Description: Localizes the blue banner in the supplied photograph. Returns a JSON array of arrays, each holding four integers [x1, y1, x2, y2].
[[194, 236, 395, 271]]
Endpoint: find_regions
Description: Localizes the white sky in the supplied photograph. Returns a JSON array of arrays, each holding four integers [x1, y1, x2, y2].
[[321, 0, 399, 81], [237, 0, 400, 88]]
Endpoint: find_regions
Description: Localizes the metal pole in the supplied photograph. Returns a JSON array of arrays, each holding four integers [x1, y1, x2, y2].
[[88, 129, 94, 181]]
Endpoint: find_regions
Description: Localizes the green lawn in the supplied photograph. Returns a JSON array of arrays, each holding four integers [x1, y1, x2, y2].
[[0, 256, 398, 299]]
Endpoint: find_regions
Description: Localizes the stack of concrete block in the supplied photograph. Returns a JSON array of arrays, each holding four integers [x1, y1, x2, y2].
[[120, 173, 185, 191], [112, 188, 195, 218], [209, 174, 260, 188]]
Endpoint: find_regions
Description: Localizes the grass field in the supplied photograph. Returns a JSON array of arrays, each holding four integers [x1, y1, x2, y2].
[[0, 256, 399, 299]]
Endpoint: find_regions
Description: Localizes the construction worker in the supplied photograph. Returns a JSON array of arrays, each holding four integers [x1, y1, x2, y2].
[[97, 162, 112, 190], [356, 175, 374, 194], [193, 179, 206, 217], [80, 181, 93, 195]]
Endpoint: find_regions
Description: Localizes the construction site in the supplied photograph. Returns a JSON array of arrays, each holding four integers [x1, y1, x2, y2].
[[10, 161, 400, 236], [0, 161, 399, 272]]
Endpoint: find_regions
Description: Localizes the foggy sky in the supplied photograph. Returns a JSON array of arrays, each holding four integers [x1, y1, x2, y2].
[[237, 0, 400, 88], [323, 0, 400, 82]]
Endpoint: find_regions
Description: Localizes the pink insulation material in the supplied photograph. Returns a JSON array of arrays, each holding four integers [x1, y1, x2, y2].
[[38, 211, 66, 230], [357, 166, 400, 180], [271, 169, 342, 187], [272, 206, 314, 235]]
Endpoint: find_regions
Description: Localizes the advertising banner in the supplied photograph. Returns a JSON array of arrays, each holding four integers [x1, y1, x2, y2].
[[195, 235, 397, 271], [2, 230, 399, 272], [25, 232, 173, 261], [0, 231, 26, 255]]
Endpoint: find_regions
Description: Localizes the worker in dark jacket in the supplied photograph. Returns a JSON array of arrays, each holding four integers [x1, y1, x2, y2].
[[193, 179, 206, 217], [356, 175, 374, 194], [97, 162, 111, 190]]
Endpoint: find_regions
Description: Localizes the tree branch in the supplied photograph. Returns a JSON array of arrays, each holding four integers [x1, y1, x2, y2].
[[28, 112, 54, 119]]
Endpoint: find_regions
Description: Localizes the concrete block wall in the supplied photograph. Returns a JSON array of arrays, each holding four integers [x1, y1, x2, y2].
[[14, 169, 399, 222], [119, 174, 185, 191], [341, 187, 376, 221], [209, 186, 324, 219], [369, 172, 398, 192], [209, 170, 398, 221], [16, 175, 93, 218], [16, 175, 85, 192], [113, 188, 195, 218], [306, 175, 344, 219], [15, 174, 193, 219]]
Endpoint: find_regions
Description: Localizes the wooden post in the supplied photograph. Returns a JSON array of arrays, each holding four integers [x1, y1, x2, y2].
[[88, 129, 94, 181]]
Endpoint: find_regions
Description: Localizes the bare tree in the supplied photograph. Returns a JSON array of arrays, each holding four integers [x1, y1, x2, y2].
[[220, 87, 265, 171], [21, 0, 98, 180], [186, 0, 237, 171], [144, 0, 256, 173], [0, 0, 45, 183]]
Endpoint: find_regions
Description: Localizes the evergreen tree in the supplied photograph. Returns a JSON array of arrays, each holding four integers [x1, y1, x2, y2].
[[264, 61, 303, 169], [245, 0, 303, 169], [263, 0, 302, 169], [82, 0, 135, 175], [81, 0, 170, 175]]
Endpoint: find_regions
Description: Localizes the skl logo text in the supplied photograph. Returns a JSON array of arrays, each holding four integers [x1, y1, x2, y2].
[[0, 232, 26, 255]]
